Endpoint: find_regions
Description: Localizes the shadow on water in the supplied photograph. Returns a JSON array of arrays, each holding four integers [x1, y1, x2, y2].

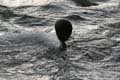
[[0, 5, 18, 20], [15, 15, 48, 27]]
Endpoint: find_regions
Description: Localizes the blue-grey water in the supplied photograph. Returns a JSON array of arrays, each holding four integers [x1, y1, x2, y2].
[[0, 0, 120, 80]]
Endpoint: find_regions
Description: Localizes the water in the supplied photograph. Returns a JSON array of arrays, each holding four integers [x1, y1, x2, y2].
[[0, 0, 52, 7], [0, 0, 120, 80]]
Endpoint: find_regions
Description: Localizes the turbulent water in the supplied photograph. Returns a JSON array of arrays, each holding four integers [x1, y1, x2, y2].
[[0, 0, 120, 80]]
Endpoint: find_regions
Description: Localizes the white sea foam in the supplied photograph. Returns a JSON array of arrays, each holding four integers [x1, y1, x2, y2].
[[0, 0, 52, 7]]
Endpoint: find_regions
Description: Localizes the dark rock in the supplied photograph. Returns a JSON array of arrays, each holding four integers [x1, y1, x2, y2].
[[70, 0, 98, 7], [64, 14, 86, 20]]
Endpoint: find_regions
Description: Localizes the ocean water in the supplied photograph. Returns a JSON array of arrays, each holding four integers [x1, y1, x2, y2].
[[0, 0, 120, 80]]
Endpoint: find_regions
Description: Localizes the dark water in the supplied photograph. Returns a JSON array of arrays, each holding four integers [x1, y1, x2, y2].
[[0, 0, 120, 80]]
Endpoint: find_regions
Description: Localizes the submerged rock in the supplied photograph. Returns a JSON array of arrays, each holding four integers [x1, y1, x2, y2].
[[70, 0, 98, 7], [64, 14, 86, 20]]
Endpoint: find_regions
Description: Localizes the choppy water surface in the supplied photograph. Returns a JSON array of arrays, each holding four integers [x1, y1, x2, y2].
[[0, 0, 120, 80]]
